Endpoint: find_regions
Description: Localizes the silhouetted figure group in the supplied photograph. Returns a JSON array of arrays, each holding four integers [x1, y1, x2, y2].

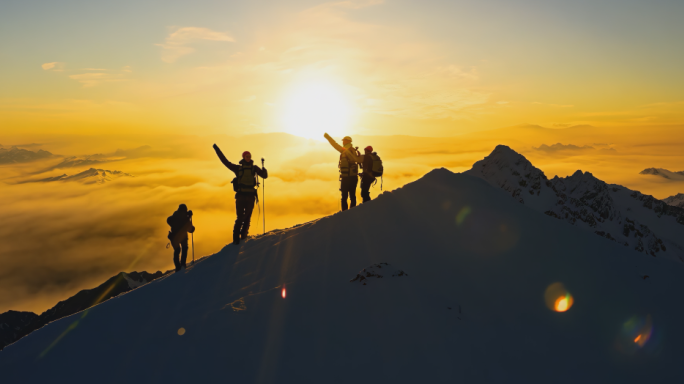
[[324, 133, 383, 210], [167, 134, 383, 271]]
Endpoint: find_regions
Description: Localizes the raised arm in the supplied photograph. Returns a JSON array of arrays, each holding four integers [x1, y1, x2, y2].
[[213, 144, 239, 173], [323, 133, 344, 153]]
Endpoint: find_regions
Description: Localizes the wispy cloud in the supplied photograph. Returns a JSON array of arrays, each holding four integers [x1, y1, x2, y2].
[[68, 72, 125, 87], [535, 143, 594, 152], [156, 27, 235, 63], [41, 62, 64, 71]]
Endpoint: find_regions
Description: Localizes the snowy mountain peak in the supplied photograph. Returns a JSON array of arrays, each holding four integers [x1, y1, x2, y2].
[[464, 145, 549, 205], [483, 145, 534, 167], [466, 145, 684, 261]]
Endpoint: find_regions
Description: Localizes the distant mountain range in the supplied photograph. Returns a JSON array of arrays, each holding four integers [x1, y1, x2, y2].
[[47, 156, 105, 169], [0, 271, 168, 350], [535, 143, 594, 152], [0, 146, 53, 164], [39, 146, 152, 172], [23, 168, 133, 184], [639, 168, 684, 180], [466, 145, 684, 261]]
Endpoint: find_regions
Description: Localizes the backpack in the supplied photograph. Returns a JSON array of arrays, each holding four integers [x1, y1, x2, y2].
[[369, 152, 383, 177], [167, 213, 191, 247], [339, 147, 359, 177], [232, 163, 257, 193]]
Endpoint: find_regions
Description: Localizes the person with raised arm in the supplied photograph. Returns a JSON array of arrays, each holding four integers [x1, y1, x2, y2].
[[213, 144, 268, 245], [324, 133, 361, 211]]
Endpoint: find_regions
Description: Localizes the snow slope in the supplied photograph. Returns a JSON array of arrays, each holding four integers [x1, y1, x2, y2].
[[466, 145, 684, 262], [1, 169, 683, 383], [0, 271, 166, 350]]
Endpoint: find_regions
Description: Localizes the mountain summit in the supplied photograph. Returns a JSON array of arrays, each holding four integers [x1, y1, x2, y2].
[[2, 164, 683, 383], [466, 145, 684, 261]]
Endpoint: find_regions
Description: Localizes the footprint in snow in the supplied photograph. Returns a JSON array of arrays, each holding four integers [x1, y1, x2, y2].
[[349, 262, 408, 285]]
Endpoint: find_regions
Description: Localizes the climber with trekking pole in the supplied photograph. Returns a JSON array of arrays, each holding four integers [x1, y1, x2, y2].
[[213, 144, 268, 245], [261, 157, 266, 234], [166, 204, 196, 272]]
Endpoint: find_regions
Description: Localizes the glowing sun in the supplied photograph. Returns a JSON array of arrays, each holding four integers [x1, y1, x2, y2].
[[280, 83, 354, 140]]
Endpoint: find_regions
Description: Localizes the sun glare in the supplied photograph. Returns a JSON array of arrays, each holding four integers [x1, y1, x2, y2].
[[280, 83, 354, 140]]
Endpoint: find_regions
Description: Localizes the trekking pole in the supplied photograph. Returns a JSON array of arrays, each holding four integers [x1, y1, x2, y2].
[[261, 158, 265, 234], [191, 218, 195, 265]]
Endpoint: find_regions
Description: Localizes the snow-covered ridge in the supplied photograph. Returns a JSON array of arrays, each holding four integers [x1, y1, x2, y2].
[[664, 193, 684, 208], [466, 145, 684, 261]]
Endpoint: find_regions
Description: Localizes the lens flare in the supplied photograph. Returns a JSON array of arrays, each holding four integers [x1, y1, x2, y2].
[[281, 285, 286, 299], [544, 282, 574, 312], [624, 315, 653, 348], [554, 294, 573, 312], [456, 206, 472, 226], [177, 327, 186, 336]]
